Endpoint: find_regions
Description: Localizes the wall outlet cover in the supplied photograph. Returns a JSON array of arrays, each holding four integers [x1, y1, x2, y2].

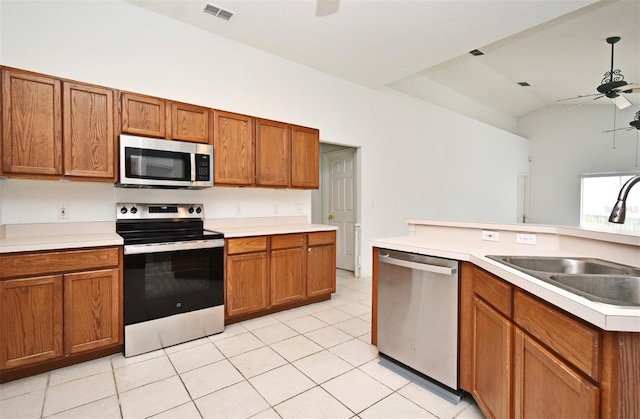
[[481, 230, 499, 241]]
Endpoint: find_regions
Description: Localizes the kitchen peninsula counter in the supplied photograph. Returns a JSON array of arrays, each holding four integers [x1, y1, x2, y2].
[[370, 220, 640, 332], [0, 222, 123, 254]]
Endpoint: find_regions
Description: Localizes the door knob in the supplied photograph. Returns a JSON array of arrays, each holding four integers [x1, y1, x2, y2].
[[328, 214, 334, 220]]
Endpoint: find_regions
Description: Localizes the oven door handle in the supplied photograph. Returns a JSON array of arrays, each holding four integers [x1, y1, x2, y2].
[[124, 239, 224, 255]]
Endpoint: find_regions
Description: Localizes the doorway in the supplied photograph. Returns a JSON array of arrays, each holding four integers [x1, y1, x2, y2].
[[312, 144, 359, 276], [517, 173, 530, 223]]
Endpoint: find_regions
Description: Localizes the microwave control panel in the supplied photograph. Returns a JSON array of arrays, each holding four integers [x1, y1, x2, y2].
[[195, 154, 211, 181]]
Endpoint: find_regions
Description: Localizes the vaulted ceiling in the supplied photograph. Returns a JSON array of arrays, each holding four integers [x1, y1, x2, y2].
[[127, 0, 639, 120]]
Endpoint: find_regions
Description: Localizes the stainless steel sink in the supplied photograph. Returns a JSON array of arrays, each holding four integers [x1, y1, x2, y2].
[[486, 255, 640, 307], [549, 275, 640, 306], [488, 256, 639, 276]]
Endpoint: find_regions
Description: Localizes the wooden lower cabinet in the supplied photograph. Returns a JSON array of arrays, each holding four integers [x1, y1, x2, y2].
[[225, 231, 336, 322], [514, 328, 599, 419], [63, 269, 121, 355], [0, 275, 64, 369], [471, 296, 512, 419], [307, 232, 337, 297], [271, 234, 305, 307], [459, 262, 639, 418], [0, 247, 122, 382], [226, 251, 269, 317]]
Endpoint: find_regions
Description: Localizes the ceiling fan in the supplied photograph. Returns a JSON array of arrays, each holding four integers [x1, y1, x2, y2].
[[603, 111, 640, 133], [558, 37, 640, 110]]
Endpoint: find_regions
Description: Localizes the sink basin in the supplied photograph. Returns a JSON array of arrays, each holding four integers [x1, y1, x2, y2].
[[487, 256, 639, 276], [549, 275, 640, 306], [486, 255, 640, 307]]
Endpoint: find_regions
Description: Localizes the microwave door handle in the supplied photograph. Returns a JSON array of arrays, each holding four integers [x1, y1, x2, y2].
[[190, 153, 196, 182]]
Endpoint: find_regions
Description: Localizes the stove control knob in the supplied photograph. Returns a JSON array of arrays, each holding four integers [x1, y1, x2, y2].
[[130, 206, 138, 214], [188, 207, 195, 214], [196, 207, 202, 214], [120, 207, 128, 215]]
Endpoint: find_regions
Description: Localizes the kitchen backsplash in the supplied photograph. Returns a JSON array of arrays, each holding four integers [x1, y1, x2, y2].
[[0, 179, 311, 224]]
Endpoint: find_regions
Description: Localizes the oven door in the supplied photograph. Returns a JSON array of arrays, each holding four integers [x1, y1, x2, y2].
[[123, 240, 224, 326]]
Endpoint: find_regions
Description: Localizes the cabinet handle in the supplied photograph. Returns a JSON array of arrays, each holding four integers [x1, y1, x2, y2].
[[308, 248, 312, 252]]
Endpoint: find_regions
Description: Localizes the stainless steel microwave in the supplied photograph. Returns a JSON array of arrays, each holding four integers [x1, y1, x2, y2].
[[117, 135, 213, 189]]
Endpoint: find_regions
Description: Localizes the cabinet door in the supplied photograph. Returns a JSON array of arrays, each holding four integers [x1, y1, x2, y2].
[[255, 119, 290, 187], [471, 296, 512, 419], [1, 68, 62, 175], [63, 82, 115, 179], [307, 232, 336, 297], [290, 125, 319, 189], [514, 328, 599, 419], [226, 252, 269, 317], [63, 268, 121, 355], [0, 275, 63, 369], [171, 102, 210, 143], [271, 241, 305, 307], [213, 110, 254, 186], [121, 92, 167, 138]]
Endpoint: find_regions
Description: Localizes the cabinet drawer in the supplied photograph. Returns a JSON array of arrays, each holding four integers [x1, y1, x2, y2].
[[308, 231, 336, 246], [0, 247, 120, 280], [473, 267, 512, 317], [514, 290, 601, 380], [271, 234, 304, 250], [227, 237, 268, 255]]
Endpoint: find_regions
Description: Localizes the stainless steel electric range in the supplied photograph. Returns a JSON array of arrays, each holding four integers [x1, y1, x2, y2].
[[116, 203, 224, 357]]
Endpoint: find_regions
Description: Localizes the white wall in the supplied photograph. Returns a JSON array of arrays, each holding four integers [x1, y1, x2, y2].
[[0, 1, 529, 276], [518, 105, 638, 226]]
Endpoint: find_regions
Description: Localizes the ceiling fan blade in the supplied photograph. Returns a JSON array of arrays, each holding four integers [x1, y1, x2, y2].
[[315, 0, 339, 16], [611, 94, 632, 109], [602, 127, 634, 133], [562, 95, 605, 112], [612, 82, 640, 93], [556, 93, 603, 103]]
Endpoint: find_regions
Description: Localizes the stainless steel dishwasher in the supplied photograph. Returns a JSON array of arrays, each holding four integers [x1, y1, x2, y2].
[[377, 248, 462, 403]]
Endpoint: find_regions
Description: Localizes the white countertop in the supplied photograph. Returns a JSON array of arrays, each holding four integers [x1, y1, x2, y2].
[[204, 216, 337, 238], [0, 217, 336, 253], [371, 220, 640, 332], [0, 222, 123, 253]]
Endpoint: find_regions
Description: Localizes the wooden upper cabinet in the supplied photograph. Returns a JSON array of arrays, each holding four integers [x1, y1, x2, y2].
[[213, 110, 254, 186], [120, 92, 167, 138], [291, 125, 319, 189], [63, 82, 115, 179], [255, 119, 290, 187], [1, 68, 63, 176], [171, 102, 210, 143], [121, 92, 210, 143], [0, 275, 64, 370]]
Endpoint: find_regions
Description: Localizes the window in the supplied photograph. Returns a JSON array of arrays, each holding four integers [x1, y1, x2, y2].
[[581, 173, 640, 231]]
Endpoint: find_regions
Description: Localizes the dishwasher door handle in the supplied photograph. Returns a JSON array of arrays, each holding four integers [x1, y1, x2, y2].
[[379, 255, 457, 276]]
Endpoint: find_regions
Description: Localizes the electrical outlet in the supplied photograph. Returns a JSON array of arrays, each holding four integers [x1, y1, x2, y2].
[[516, 233, 537, 245], [235, 206, 242, 216], [481, 230, 499, 241], [295, 204, 303, 215], [57, 204, 69, 219], [273, 204, 279, 215]]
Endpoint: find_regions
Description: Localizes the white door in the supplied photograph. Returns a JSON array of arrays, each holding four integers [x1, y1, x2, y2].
[[517, 174, 530, 223], [324, 149, 357, 271]]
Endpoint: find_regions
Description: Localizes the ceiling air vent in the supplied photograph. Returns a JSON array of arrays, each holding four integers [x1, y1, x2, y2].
[[517, 82, 531, 87], [469, 49, 484, 56], [203, 2, 235, 21]]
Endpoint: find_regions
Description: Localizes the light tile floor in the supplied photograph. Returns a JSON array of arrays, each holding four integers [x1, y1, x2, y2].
[[0, 270, 484, 419]]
